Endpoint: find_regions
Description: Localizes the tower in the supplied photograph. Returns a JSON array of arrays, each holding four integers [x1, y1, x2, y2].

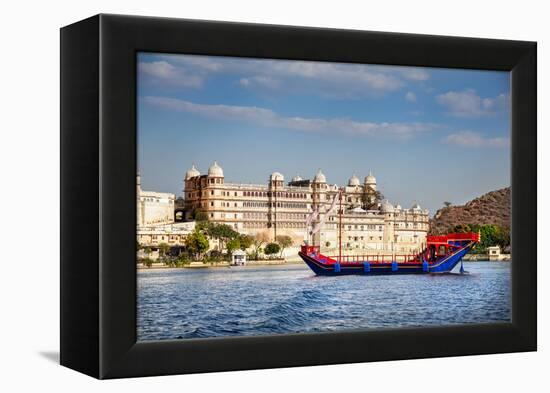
[[184, 164, 200, 188], [311, 169, 327, 247], [268, 171, 284, 240], [207, 161, 224, 184], [381, 200, 396, 252], [183, 164, 201, 220]]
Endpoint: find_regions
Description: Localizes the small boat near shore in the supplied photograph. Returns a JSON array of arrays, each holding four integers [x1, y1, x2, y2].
[[299, 232, 480, 276]]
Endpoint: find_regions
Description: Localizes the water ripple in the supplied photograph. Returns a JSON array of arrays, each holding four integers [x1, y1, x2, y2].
[[137, 262, 511, 341]]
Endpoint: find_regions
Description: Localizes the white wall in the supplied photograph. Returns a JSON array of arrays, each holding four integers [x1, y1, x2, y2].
[[1, 1, 546, 392]]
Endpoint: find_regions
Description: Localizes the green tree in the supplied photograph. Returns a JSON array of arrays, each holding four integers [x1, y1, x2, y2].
[[275, 235, 293, 258], [196, 220, 212, 232], [253, 231, 270, 259], [185, 229, 209, 260], [226, 238, 241, 255], [443, 201, 452, 208], [362, 185, 384, 210], [452, 224, 471, 233], [238, 234, 254, 250], [264, 242, 280, 257], [450, 224, 510, 253], [207, 223, 239, 251], [141, 247, 153, 267], [158, 242, 170, 259]]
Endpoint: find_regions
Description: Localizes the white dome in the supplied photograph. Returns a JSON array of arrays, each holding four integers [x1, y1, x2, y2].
[[292, 174, 303, 182], [208, 161, 224, 177], [348, 174, 360, 186], [364, 171, 377, 185], [313, 169, 326, 183], [395, 204, 402, 210], [380, 200, 395, 213], [411, 203, 421, 210], [270, 171, 284, 181], [185, 164, 200, 180]]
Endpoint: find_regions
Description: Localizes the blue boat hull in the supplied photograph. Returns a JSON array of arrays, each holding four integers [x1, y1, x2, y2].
[[299, 242, 475, 276]]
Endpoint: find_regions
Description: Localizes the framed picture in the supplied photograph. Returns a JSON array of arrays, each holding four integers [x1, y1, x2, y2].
[[60, 14, 536, 379]]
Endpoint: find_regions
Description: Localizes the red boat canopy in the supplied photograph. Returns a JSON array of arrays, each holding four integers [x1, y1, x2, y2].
[[427, 232, 480, 245]]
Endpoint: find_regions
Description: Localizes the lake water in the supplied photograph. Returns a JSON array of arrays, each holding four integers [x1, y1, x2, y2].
[[137, 261, 511, 341]]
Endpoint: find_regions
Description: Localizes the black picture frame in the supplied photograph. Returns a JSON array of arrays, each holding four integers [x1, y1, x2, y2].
[[60, 14, 536, 379]]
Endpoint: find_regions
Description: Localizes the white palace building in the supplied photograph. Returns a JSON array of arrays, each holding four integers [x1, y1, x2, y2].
[[178, 162, 430, 254]]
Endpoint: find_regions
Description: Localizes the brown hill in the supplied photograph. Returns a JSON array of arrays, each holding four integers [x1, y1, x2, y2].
[[429, 187, 510, 235]]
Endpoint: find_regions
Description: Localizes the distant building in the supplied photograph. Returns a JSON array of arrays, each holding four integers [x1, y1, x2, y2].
[[231, 249, 247, 266], [137, 221, 196, 247], [487, 246, 502, 261], [181, 162, 430, 254], [137, 174, 175, 226]]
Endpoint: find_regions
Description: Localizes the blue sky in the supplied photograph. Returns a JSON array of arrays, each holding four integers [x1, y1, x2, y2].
[[137, 52, 510, 215]]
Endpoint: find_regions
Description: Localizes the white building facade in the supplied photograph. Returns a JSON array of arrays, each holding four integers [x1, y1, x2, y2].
[[182, 162, 430, 254], [137, 174, 176, 226]]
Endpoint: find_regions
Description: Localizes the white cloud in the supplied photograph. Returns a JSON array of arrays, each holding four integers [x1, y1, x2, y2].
[[443, 131, 509, 148], [162, 55, 223, 72], [143, 96, 438, 139], [142, 54, 431, 98], [138, 61, 203, 88], [436, 89, 509, 117], [263, 61, 404, 92], [399, 68, 430, 81], [405, 91, 417, 102], [239, 75, 280, 90]]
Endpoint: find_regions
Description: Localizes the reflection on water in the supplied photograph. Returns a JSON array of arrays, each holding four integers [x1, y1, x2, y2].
[[137, 261, 511, 341]]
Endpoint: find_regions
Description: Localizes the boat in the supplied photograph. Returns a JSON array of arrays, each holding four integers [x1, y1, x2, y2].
[[299, 232, 479, 276], [298, 189, 480, 276]]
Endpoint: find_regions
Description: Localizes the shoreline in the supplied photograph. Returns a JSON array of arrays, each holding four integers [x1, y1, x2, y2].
[[463, 254, 511, 261], [137, 258, 510, 270], [137, 259, 304, 270]]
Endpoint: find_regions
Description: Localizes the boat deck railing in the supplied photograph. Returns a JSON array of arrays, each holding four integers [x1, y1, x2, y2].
[[300, 238, 476, 265], [327, 254, 421, 264], [301, 245, 423, 264]]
